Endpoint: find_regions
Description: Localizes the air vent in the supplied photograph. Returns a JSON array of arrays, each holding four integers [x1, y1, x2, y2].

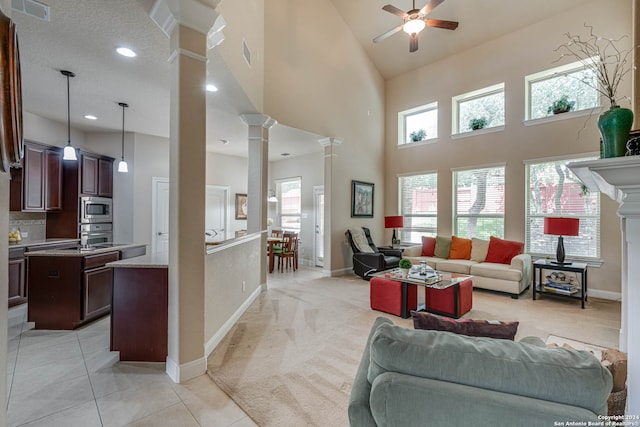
[[12, 0, 50, 21], [242, 39, 251, 67]]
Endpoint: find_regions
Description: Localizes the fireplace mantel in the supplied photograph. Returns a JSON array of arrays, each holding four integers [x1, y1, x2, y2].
[[569, 155, 640, 415]]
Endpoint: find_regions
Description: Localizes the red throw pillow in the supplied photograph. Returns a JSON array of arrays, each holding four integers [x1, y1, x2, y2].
[[449, 236, 472, 260], [421, 236, 436, 256], [484, 236, 524, 265]]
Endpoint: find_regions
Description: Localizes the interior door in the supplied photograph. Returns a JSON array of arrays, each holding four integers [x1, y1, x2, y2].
[[152, 177, 170, 253], [314, 186, 324, 267], [205, 185, 228, 240]]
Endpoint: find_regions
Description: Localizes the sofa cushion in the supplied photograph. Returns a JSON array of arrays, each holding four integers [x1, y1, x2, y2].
[[470, 262, 523, 282], [434, 259, 476, 274], [484, 236, 524, 264], [403, 256, 439, 269], [434, 236, 452, 259], [421, 236, 436, 256], [402, 245, 422, 257], [449, 236, 472, 260], [470, 237, 490, 262], [411, 311, 518, 340], [367, 322, 612, 415]]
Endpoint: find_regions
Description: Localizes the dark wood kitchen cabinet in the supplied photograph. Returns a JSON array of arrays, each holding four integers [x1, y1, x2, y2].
[[13, 142, 63, 212], [27, 250, 119, 329], [8, 247, 26, 307], [81, 154, 113, 197]]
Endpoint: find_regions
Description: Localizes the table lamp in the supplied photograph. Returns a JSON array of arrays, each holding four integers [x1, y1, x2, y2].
[[384, 216, 404, 247], [544, 217, 580, 265]]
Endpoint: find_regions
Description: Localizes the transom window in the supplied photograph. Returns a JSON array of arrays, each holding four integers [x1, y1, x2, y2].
[[398, 102, 438, 145], [398, 172, 437, 244], [452, 83, 505, 134], [526, 59, 599, 120], [453, 165, 505, 239], [525, 156, 600, 260], [276, 177, 302, 233]]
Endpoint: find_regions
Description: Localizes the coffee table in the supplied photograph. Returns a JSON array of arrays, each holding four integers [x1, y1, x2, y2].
[[370, 268, 473, 319]]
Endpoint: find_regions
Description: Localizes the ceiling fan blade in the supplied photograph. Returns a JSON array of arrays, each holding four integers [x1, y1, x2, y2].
[[373, 24, 403, 43], [409, 33, 419, 52], [426, 19, 458, 30], [419, 0, 445, 17], [382, 4, 408, 18]]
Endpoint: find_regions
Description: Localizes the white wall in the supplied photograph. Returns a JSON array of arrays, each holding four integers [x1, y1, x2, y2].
[[270, 152, 323, 266], [23, 111, 86, 148], [384, 0, 631, 296], [205, 151, 249, 235]]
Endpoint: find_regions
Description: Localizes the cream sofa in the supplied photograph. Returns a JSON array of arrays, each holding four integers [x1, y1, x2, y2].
[[402, 244, 532, 298]]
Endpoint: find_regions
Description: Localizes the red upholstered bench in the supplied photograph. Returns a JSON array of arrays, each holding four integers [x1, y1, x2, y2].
[[370, 277, 417, 318], [424, 278, 473, 319]]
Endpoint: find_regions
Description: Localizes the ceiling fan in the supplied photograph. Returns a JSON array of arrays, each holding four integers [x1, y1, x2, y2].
[[373, 0, 459, 53]]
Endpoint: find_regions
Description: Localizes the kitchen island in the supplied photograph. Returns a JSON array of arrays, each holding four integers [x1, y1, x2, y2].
[[107, 252, 168, 362], [26, 243, 146, 329]]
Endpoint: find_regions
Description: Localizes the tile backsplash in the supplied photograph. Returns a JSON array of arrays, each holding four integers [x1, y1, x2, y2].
[[9, 212, 46, 241]]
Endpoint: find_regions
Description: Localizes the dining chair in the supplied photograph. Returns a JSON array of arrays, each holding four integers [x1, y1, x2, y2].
[[275, 232, 298, 272]]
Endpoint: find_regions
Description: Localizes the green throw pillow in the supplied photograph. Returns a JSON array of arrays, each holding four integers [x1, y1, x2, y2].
[[434, 236, 452, 259]]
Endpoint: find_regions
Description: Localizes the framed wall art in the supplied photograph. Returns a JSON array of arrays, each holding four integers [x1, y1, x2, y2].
[[235, 193, 248, 220], [351, 180, 374, 218]]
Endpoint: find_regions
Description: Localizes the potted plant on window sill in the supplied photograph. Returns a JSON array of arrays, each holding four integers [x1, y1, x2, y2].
[[399, 258, 412, 278], [547, 95, 575, 115], [409, 129, 427, 142], [469, 117, 488, 131]]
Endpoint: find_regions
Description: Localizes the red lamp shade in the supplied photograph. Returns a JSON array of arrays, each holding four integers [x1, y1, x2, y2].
[[544, 217, 580, 236], [384, 216, 404, 228]]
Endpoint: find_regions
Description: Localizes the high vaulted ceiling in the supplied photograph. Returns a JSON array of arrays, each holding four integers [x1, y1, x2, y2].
[[12, 0, 593, 160]]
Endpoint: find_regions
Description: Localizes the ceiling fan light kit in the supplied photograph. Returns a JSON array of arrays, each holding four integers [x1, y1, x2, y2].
[[374, 0, 458, 53]]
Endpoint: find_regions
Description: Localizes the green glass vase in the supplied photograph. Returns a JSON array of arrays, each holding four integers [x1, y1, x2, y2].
[[598, 105, 634, 158]]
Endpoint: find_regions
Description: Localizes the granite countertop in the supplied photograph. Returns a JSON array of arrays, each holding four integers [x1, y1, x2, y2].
[[107, 251, 168, 269], [8, 238, 79, 250], [25, 243, 146, 257]]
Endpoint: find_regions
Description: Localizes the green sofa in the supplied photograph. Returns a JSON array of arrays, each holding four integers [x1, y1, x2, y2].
[[349, 318, 612, 427]]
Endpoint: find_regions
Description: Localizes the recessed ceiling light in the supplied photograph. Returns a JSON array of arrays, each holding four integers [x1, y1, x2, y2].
[[116, 47, 137, 58], [84, 114, 97, 120], [206, 84, 218, 92]]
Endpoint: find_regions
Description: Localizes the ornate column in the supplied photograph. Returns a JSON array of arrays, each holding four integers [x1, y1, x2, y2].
[[569, 156, 640, 414], [151, 0, 217, 383], [241, 114, 276, 288]]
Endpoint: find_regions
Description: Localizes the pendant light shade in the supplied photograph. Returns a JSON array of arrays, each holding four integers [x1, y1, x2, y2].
[[117, 102, 128, 173], [61, 70, 77, 161]]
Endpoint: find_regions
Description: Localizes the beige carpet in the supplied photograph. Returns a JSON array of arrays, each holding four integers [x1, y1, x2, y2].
[[207, 268, 620, 427]]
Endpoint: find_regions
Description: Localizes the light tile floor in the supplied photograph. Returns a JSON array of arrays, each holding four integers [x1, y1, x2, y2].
[[6, 305, 257, 427]]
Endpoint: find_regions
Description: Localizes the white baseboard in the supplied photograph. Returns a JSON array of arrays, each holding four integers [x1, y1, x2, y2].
[[204, 286, 261, 358], [588, 289, 621, 301], [165, 355, 207, 383]]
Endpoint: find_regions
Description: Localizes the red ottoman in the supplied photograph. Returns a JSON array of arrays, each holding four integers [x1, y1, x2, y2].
[[425, 278, 473, 319], [370, 277, 417, 318]]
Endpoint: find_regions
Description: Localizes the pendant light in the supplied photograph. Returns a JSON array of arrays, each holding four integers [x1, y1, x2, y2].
[[117, 102, 128, 173], [61, 70, 77, 161]]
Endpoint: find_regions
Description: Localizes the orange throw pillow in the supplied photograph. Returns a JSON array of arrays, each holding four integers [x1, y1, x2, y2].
[[421, 236, 436, 256], [484, 236, 524, 265], [449, 236, 472, 260]]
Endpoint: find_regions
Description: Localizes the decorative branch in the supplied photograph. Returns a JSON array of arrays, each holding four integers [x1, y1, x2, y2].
[[554, 23, 637, 108]]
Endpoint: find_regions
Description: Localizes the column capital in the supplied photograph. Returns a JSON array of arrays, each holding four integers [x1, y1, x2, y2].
[[150, 0, 219, 37], [318, 137, 343, 147], [241, 114, 277, 129]]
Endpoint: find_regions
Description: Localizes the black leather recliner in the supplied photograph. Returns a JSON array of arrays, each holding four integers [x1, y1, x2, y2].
[[346, 227, 402, 280]]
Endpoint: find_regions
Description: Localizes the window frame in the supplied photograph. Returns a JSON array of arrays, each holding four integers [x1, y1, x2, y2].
[[397, 102, 438, 146], [276, 177, 302, 233], [524, 154, 601, 263], [451, 83, 505, 136], [524, 58, 601, 123], [452, 163, 506, 239], [398, 171, 438, 244]]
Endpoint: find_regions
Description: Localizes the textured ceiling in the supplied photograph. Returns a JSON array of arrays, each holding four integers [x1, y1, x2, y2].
[[12, 0, 593, 160]]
